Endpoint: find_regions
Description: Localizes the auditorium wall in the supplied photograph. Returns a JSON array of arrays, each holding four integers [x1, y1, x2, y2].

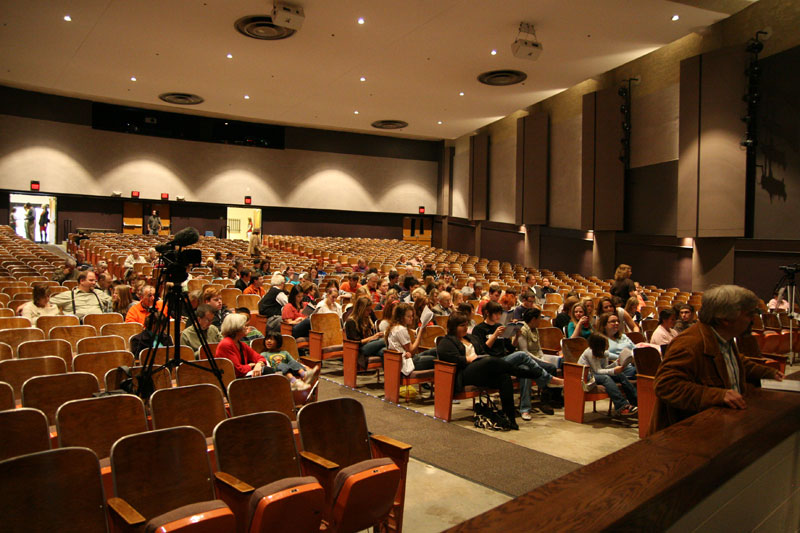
[[0, 114, 438, 217]]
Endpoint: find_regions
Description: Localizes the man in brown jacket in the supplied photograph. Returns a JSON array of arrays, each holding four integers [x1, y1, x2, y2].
[[648, 285, 783, 435]]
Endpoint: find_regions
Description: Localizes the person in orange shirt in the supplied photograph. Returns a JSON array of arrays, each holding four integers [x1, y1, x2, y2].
[[125, 285, 166, 325], [339, 273, 361, 294], [243, 273, 266, 297]]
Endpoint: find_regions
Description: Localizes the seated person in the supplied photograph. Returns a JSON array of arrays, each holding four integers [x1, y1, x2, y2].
[[260, 332, 316, 391], [431, 290, 453, 316], [515, 307, 564, 414], [281, 284, 312, 338], [258, 273, 288, 318], [125, 285, 166, 325], [344, 296, 386, 370], [566, 303, 593, 339], [50, 270, 112, 320], [512, 290, 537, 321], [52, 258, 79, 284], [21, 283, 60, 325], [180, 303, 222, 358], [384, 302, 435, 370], [123, 248, 147, 270], [578, 333, 638, 416], [595, 312, 637, 378], [674, 304, 697, 333], [315, 285, 343, 318], [651, 308, 679, 346], [767, 291, 790, 312], [217, 314, 272, 378], [234, 307, 264, 343], [243, 273, 266, 297], [598, 296, 639, 333], [203, 287, 231, 328], [234, 268, 251, 292], [553, 296, 579, 333], [339, 273, 361, 295], [131, 312, 173, 359], [476, 285, 502, 316]]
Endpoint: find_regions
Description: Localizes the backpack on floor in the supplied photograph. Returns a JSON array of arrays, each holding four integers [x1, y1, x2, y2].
[[473, 393, 511, 431]]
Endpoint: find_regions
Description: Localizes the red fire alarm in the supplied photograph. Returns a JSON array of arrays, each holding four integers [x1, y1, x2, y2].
[[161, 193, 169, 200], [131, 191, 140, 198], [30, 180, 40, 191], [244, 196, 252, 205], [418, 206, 425, 214]]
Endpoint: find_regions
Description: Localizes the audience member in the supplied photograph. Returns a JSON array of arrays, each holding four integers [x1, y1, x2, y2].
[[125, 285, 165, 325], [578, 334, 638, 416], [567, 303, 592, 339], [112, 285, 135, 315], [20, 283, 60, 324], [515, 308, 565, 416], [282, 284, 312, 338], [50, 270, 111, 320], [651, 308, 679, 346], [52, 258, 79, 284], [260, 333, 315, 391], [243, 273, 266, 297], [235, 268, 250, 292], [203, 287, 231, 328], [610, 264, 636, 302], [180, 303, 222, 357], [595, 312, 637, 378], [674, 304, 696, 333], [315, 286, 343, 319], [344, 296, 386, 369], [599, 297, 639, 333], [258, 273, 287, 318], [431, 291, 453, 316], [123, 248, 147, 270], [554, 296, 579, 333], [384, 303, 435, 370], [217, 314, 271, 378]]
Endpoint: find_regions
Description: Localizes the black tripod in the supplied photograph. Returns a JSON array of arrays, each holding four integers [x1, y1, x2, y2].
[[135, 245, 226, 400], [771, 264, 798, 365]]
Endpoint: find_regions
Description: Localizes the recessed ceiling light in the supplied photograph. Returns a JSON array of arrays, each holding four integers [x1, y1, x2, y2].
[[671, 14, 680, 21], [360, 76, 366, 82], [63, 15, 72, 22], [490, 49, 497, 55], [353, 110, 359, 115], [226, 53, 233, 59], [244, 95, 250, 99], [130, 76, 137, 82], [357, 17, 365, 24], [437, 121, 443, 125], [459, 91, 465, 96]]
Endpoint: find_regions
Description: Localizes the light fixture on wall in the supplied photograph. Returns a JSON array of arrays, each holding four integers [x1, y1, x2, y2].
[[111, 191, 122, 197], [131, 191, 140, 198], [30, 180, 40, 191], [161, 193, 169, 200], [244, 196, 252, 205], [176, 196, 186, 202]]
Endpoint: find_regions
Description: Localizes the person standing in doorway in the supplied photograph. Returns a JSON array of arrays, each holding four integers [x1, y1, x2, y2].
[[147, 209, 162, 235], [24, 203, 35, 241], [38, 204, 50, 243], [246, 217, 254, 240]]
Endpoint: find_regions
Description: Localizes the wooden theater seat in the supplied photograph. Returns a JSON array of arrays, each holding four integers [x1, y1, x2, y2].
[[383, 349, 434, 404], [21, 371, 100, 425], [0, 327, 45, 357], [104, 365, 172, 393], [72, 350, 135, 389], [151, 384, 227, 439], [76, 334, 127, 355], [49, 324, 97, 351], [175, 358, 235, 393], [0, 381, 14, 410], [17, 338, 73, 367], [227, 374, 297, 420], [0, 407, 50, 461], [82, 312, 124, 330], [562, 337, 610, 424], [633, 346, 662, 439], [0, 355, 67, 398], [307, 313, 343, 366], [100, 322, 143, 350], [34, 314, 80, 336], [342, 338, 383, 389]]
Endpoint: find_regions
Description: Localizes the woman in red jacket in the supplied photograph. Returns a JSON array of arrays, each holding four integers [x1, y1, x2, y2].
[[217, 313, 272, 378]]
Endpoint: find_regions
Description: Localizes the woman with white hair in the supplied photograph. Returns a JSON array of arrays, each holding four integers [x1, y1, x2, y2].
[[217, 313, 272, 378], [258, 272, 288, 317]]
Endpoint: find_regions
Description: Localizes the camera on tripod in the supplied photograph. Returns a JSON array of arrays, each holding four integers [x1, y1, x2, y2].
[[779, 264, 799, 275], [155, 227, 203, 282]]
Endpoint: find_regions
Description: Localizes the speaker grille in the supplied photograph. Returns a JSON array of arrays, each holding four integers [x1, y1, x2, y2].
[[235, 15, 296, 40], [477, 70, 527, 86], [158, 93, 204, 105], [371, 120, 408, 130]]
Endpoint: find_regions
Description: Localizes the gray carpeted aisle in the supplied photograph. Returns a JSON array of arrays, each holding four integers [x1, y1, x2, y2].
[[318, 378, 579, 498]]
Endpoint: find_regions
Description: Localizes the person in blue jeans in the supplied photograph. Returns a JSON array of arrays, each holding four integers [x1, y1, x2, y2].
[[472, 301, 563, 417], [577, 333, 638, 416], [261, 332, 318, 391]]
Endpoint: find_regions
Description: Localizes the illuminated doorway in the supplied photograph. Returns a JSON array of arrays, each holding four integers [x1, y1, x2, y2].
[[226, 207, 262, 241], [9, 193, 57, 244]]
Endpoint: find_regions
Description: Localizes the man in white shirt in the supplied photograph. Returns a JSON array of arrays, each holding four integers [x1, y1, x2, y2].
[[124, 248, 147, 270], [50, 270, 112, 320]]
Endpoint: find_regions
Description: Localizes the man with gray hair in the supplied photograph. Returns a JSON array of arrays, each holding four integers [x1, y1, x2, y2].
[[53, 258, 79, 284], [650, 285, 782, 434]]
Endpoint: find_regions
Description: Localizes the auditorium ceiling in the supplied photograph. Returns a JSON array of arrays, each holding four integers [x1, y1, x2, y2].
[[0, 0, 752, 140]]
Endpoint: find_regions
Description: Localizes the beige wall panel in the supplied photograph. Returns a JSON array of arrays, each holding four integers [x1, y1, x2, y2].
[[0, 114, 437, 214], [487, 115, 518, 224], [549, 115, 582, 229], [630, 83, 680, 169], [452, 135, 470, 219]]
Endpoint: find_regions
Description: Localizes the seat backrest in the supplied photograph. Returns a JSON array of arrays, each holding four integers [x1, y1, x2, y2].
[[175, 358, 234, 393], [104, 365, 172, 392], [0, 308, 14, 317], [49, 325, 97, 351], [22, 371, 100, 425], [17, 338, 73, 367], [626, 331, 647, 344], [228, 374, 296, 419], [82, 312, 124, 330], [138, 345, 194, 366], [0, 356, 67, 398], [0, 447, 108, 533], [633, 346, 662, 377], [100, 322, 143, 349], [298, 397, 372, 468], [0, 316, 33, 329], [76, 334, 126, 355], [56, 394, 147, 459], [0, 407, 50, 461], [236, 294, 260, 312], [281, 335, 300, 359], [0, 381, 13, 410], [419, 325, 445, 349], [72, 350, 135, 389], [310, 313, 343, 347], [0, 341, 12, 361], [214, 412, 301, 487], [537, 327, 564, 351], [151, 384, 226, 438], [35, 314, 80, 336], [220, 288, 241, 309], [0, 327, 45, 357], [641, 319, 659, 333], [110, 426, 215, 520], [561, 337, 589, 364]]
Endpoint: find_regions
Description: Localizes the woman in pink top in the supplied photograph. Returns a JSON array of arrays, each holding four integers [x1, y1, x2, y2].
[[282, 284, 312, 338]]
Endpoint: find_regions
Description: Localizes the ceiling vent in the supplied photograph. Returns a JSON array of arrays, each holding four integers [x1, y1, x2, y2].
[[477, 70, 527, 86], [235, 15, 296, 40], [158, 93, 204, 105], [371, 120, 408, 130]]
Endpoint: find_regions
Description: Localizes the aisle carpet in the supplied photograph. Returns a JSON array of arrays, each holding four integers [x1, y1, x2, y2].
[[317, 377, 580, 498]]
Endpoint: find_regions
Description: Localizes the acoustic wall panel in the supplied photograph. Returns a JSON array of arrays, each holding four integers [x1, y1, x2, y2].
[[469, 132, 489, 221], [516, 113, 549, 225]]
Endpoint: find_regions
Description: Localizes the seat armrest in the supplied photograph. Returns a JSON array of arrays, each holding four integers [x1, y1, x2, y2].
[[214, 471, 255, 494], [108, 497, 146, 526], [370, 434, 412, 466], [299, 450, 339, 470]]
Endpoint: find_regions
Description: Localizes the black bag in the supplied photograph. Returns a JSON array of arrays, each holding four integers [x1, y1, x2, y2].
[[473, 393, 511, 431]]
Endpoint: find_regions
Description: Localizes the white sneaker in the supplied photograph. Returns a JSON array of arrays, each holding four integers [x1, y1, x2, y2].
[[291, 380, 311, 391], [303, 365, 320, 385]]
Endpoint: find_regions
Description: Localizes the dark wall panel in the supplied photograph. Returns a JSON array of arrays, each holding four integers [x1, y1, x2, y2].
[[481, 227, 524, 265], [540, 232, 593, 275], [58, 196, 123, 240], [678, 55, 701, 238], [626, 160, 678, 235], [581, 92, 596, 230], [734, 246, 800, 301], [469, 132, 489, 221], [616, 240, 692, 291], [517, 113, 549, 225], [170, 202, 227, 238], [594, 88, 625, 231], [448, 222, 476, 257]]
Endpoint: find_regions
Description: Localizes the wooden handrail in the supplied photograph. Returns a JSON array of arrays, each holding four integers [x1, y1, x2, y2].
[[446, 385, 800, 531]]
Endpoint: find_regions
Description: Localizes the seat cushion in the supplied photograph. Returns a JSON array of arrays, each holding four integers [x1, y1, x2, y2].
[[322, 344, 343, 354], [407, 369, 434, 379], [145, 500, 229, 533], [332, 457, 394, 503], [366, 356, 383, 365], [296, 337, 308, 344], [248, 476, 317, 519]]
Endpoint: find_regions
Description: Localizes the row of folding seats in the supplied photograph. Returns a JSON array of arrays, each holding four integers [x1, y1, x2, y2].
[[0, 395, 408, 533]]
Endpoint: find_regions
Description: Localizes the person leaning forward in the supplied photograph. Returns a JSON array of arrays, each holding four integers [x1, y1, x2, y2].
[[648, 285, 782, 435]]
